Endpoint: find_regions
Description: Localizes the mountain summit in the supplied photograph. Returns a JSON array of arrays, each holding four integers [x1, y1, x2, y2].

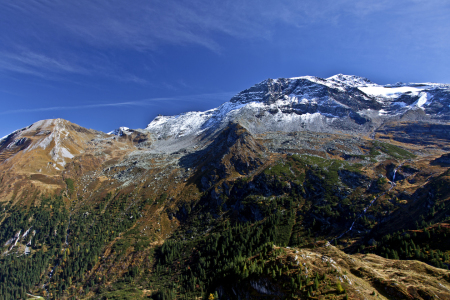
[[144, 74, 450, 144]]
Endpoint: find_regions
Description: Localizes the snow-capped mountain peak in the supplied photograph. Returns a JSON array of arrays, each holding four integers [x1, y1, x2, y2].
[[135, 74, 450, 144], [326, 74, 376, 87], [108, 127, 133, 136], [0, 119, 99, 171]]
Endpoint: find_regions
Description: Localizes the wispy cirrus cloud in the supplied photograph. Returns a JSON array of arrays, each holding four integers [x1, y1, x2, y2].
[[0, 91, 236, 115], [0, 50, 89, 77], [1, 1, 276, 53], [0, 49, 148, 84], [0, 1, 313, 80], [0, 0, 448, 81]]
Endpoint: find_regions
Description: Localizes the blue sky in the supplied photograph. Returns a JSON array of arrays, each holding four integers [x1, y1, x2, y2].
[[1, 0, 449, 138]]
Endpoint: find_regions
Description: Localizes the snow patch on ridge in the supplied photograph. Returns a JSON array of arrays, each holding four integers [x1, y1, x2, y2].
[[108, 127, 132, 136], [0, 120, 56, 145], [412, 92, 430, 108], [146, 101, 246, 138], [21, 119, 75, 166], [358, 86, 427, 98], [60, 147, 74, 159], [49, 119, 74, 166], [326, 74, 376, 87]]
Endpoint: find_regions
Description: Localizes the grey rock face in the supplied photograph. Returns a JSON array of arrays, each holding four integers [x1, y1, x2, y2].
[[101, 74, 450, 157], [142, 74, 450, 146]]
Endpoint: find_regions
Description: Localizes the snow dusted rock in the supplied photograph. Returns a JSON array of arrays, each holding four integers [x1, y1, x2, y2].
[[143, 74, 450, 142], [0, 119, 75, 166], [0, 118, 102, 172], [145, 102, 246, 139], [108, 127, 134, 136], [327, 74, 376, 87]]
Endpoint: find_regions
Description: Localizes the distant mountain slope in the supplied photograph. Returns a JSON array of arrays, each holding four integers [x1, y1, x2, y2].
[[0, 118, 145, 204], [144, 74, 450, 142], [0, 119, 99, 170]]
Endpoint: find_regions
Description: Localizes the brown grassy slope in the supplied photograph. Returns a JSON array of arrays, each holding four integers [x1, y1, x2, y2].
[[265, 243, 450, 300]]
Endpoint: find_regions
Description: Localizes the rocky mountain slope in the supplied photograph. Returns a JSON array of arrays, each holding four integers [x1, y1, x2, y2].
[[145, 74, 450, 144], [0, 74, 450, 299]]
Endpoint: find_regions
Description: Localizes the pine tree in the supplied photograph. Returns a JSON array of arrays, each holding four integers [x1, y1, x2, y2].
[[314, 277, 319, 290]]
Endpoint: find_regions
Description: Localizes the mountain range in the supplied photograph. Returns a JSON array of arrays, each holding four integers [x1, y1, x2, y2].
[[1, 74, 450, 299]]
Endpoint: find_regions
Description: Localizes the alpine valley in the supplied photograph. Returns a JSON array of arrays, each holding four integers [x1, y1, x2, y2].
[[2, 74, 450, 300]]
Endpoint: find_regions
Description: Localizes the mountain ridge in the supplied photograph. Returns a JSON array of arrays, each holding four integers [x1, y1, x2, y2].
[[3, 74, 449, 152], [139, 74, 450, 150]]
